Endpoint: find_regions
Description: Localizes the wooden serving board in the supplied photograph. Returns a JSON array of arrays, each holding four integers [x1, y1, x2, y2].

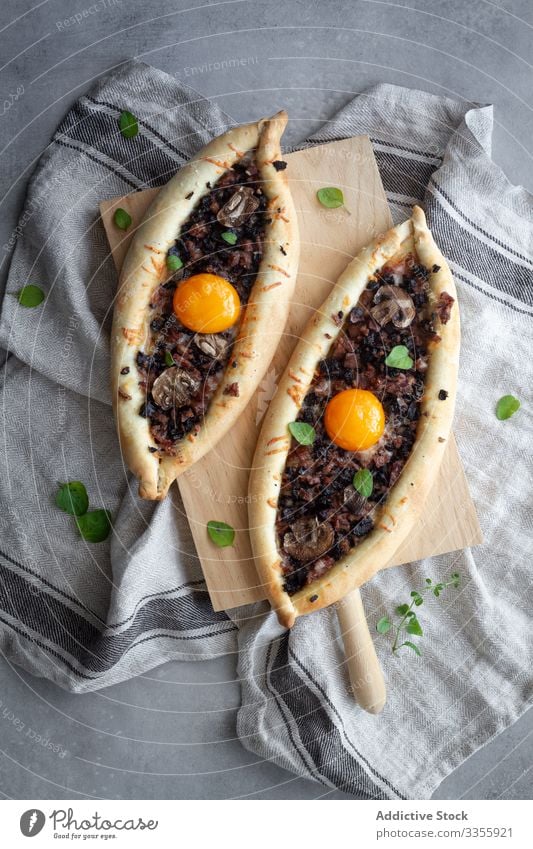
[[101, 136, 482, 612]]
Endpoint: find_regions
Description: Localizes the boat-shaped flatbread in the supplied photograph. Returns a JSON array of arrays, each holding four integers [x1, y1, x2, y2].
[[111, 112, 299, 500], [249, 206, 459, 628]]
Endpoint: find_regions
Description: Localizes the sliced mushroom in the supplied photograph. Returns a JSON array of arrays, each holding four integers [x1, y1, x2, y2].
[[341, 486, 366, 514], [217, 186, 260, 227], [370, 285, 416, 329], [369, 298, 399, 327], [283, 517, 334, 563], [151, 367, 200, 410], [193, 333, 228, 359]]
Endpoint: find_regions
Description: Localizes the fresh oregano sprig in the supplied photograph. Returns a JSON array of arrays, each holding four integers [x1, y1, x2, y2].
[[376, 572, 460, 656]]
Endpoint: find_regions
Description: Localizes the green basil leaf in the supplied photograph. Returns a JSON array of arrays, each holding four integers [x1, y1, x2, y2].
[[207, 520, 235, 548], [288, 422, 316, 446], [396, 603, 409, 616], [406, 616, 423, 636], [385, 345, 413, 370], [221, 231, 238, 245], [451, 572, 460, 588], [316, 187, 344, 209], [496, 394, 521, 421], [76, 509, 112, 543], [164, 350, 175, 367], [166, 253, 183, 272], [376, 616, 392, 634], [55, 481, 89, 517], [113, 208, 132, 231], [353, 468, 373, 499], [119, 110, 139, 139], [398, 640, 422, 656], [17, 285, 45, 308]]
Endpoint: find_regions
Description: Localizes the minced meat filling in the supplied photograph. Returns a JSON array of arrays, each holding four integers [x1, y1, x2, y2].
[[136, 161, 267, 453], [276, 255, 453, 596]]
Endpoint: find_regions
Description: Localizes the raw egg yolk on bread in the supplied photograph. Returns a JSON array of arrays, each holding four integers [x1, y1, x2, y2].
[[173, 273, 240, 333], [324, 388, 385, 451]]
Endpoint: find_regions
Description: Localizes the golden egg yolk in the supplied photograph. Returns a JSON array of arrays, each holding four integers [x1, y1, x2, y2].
[[172, 273, 240, 333], [324, 388, 385, 451]]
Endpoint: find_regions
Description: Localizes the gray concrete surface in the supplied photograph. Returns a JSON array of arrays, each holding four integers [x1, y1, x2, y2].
[[0, 0, 532, 800]]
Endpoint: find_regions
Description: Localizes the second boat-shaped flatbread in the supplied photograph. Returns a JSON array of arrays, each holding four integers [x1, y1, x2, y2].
[[249, 206, 460, 628]]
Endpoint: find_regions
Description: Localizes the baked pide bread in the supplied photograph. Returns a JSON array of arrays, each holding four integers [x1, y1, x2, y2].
[[249, 207, 459, 628], [111, 112, 298, 500]]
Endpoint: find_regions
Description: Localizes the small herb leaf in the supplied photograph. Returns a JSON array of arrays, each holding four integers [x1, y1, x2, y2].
[[164, 351, 175, 367], [317, 187, 344, 209], [76, 509, 112, 543], [353, 468, 373, 499], [377, 571, 460, 658], [55, 481, 89, 517], [221, 231, 238, 245], [496, 395, 520, 421], [288, 422, 316, 446], [119, 110, 139, 139], [17, 285, 45, 308], [207, 520, 235, 548], [385, 345, 413, 370], [376, 616, 392, 634], [406, 616, 423, 636], [166, 254, 183, 272], [113, 208, 132, 231], [398, 640, 422, 656]]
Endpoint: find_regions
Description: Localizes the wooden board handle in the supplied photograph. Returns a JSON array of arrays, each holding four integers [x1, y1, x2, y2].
[[337, 589, 386, 714]]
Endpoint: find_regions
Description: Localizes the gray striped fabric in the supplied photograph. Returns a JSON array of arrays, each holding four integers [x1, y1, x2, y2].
[[0, 61, 531, 799]]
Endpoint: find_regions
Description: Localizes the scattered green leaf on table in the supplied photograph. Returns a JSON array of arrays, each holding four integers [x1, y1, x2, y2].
[[207, 520, 235, 548], [496, 395, 520, 421], [288, 422, 316, 446], [385, 345, 413, 370], [405, 616, 423, 636], [316, 186, 344, 209], [76, 510, 112, 543], [17, 285, 45, 308], [376, 617, 392, 634], [119, 110, 138, 139], [378, 572, 460, 657], [114, 208, 132, 231], [55, 481, 89, 517]]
